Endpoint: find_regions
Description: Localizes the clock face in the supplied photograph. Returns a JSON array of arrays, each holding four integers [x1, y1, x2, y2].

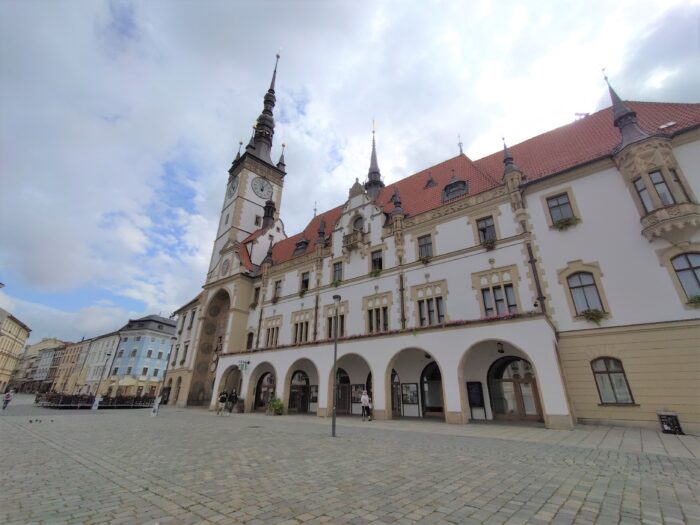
[[251, 177, 273, 199], [227, 176, 238, 199]]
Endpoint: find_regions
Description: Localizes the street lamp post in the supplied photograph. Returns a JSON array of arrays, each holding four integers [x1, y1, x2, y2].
[[332, 294, 341, 437]]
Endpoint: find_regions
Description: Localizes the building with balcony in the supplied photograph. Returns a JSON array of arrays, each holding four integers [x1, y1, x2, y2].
[[180, 61, 700, 433]]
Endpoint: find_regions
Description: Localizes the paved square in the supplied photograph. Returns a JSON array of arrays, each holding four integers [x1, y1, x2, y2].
[[1, 394, 699, 525]]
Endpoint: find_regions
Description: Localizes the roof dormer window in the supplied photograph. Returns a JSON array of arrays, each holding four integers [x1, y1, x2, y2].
[[293, 239, 309, 256], [442, 180, 468, 201]]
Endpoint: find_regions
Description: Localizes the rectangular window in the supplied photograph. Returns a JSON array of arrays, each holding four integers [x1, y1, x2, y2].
[[151, 337, 155, 342], [153, 369, 159, 377], [476, 216, 496, 242], [418, 235, 433, 258], [130, 349, 137, 357], [371, 250, 383, 271], [142, 367, 148, 375], [181, 344, 188, 364], [634, 177, 653, 213], [122, 337, 128, 342], [670, 168, 692, 203], [112, 367, 118, 375], [117, 350, 124, 358], [367, 306, 389, 333], [253, 287, 260, 304], [157, 352, 163, 360], [327, 314, 346, 338], [126, 367, 132, 375], [274, 280, 282, 299], [135, 336, 141, 342], [266, 327, 279, 347], [299, 321, 309, 343], [300, 272, 310, 292], [546, 193, 574, 222], [649, 170, 675, 206], [333, 262, 343, 282], [146, 350, 152, 358], [417, 297, 445, 326], [255, 215, 262, 226], [482, 284, 518, 316], [188, 311, 195, 329]]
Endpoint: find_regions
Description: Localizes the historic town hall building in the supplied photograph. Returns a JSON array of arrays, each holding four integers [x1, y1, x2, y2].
[[165, 58, 700, 434]]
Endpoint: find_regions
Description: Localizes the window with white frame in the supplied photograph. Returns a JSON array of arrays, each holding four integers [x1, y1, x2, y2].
[[591, 358, 634, 404], [546, 193, 575, 222], [300, 272, 310, 292], [567, 272, 603, 315], [417, 297, 444, 326], [671, 253, 700, 299], [293, 321, 309, 343], [371, 250, 383, 271], [327, 313, 345, 338], [273, 280, 282, 299], [649, 170, 675, 206], [333, 262, 343, 282], [482, 285, 517, 316]]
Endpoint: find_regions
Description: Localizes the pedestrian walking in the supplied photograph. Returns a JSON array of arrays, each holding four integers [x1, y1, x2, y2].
[[227, 389, 238, 415], [3, 390, 14, 410], [216, 390, 228, 416], [361, 389, 371, 421]]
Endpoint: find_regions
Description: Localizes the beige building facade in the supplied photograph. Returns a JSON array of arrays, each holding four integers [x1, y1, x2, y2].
[[0, 308, 31, 392], [163, 294, 201, 406]]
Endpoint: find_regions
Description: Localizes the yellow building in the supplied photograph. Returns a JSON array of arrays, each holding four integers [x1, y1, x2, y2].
[[56, 339, 93, 394], [0, 308, 31, 392]]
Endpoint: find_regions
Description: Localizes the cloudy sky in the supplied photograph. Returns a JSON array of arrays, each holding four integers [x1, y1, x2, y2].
[[1, 0, 698, 344]]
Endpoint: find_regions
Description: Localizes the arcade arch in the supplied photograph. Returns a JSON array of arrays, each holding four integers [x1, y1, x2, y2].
[[459, 340, 544, 423], [384, 347, 446, 420], [282, 358, 320, 415], [246, 362, 277, 413], [327, 354, 372, 416]]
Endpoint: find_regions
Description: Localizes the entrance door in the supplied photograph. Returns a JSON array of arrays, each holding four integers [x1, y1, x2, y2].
[[289, 370, 310, 413], [420, 362, 444, 417], [336, 368, 351, 414], [391, 369, 402, 417], [488, 357, 543, 422], [255, 372, 276, 412]]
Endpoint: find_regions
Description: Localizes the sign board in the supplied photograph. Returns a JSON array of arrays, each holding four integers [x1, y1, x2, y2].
[[657, 411, 684, 435], [237, 360, 249, 371], [467, 382, 484, 408], [91, 395, 102, 411]]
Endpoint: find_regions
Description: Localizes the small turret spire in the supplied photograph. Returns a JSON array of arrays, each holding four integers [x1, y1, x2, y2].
[[603, 70, 648, 149], [458, 134, 463, 155], [235, 140, 243, 162], [276, 142, 286, 171], [249, 54, 280, 164], [502, 137, 521, 176], [270, 53, 280, 91]]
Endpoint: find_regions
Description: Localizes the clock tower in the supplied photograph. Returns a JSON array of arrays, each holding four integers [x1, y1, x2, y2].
[[207, 55, 287, 281]]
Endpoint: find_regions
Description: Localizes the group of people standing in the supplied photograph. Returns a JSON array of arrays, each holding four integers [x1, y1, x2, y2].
[[216, 389, 238, 415]]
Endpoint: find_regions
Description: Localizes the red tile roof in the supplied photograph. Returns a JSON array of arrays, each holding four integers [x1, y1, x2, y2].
[[267, 101, 700, 266]]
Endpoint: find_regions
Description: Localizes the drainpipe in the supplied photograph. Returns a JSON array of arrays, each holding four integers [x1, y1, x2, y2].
[[313, 293, 319, 341], [526, 242, 546, 314], [399, 272, 407, 329]]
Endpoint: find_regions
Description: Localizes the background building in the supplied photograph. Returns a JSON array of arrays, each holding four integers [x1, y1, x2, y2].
[[82, 332, 120, 395], [163, 294, 201, 406], [0, 307, 30, 392], [103, 315, 176, 397]]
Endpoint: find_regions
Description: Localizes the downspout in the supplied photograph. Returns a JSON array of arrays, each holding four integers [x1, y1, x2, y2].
[[398, 257, 407, 329], [313, 293, 319, 341], [526, 242, 546, 314]]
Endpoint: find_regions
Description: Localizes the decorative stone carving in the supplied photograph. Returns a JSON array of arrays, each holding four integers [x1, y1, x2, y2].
[[641, 202, 700, 243]]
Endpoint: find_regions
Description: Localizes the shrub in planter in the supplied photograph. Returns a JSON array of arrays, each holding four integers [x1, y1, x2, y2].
[[266, 397, 283, 415], [553, 217, 580, 231], [369, 269, 382, 278], [331, 279, 342, 288], [482, 238, 496, 251], [580, 308, 607, 325]]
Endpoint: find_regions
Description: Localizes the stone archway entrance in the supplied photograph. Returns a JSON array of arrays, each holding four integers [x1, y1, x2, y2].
[[188, 289, 230, 406], [254, 372, 276, 412], [328, 354, 372, 417], [386, 348, 445, 420], [488, 357, 543, 422], [336, 368, 351, 414], [221, 366, 242, 398]]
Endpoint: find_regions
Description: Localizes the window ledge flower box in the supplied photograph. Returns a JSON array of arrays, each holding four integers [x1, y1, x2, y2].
[[552, 217, 580, 231], [577, 308, 608, 325], [369, 269, 382, 278], [687, 295, 700, 306], [482, 238, 496, 251], [420, 256, 432, 265]]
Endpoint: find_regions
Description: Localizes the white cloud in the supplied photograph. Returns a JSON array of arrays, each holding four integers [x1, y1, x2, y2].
[[0, 0, 698, 342]]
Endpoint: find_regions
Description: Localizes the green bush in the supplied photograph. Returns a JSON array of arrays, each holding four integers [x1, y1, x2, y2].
[[267, 397, 283, 415]]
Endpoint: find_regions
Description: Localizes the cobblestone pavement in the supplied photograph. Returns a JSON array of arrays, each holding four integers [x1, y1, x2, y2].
[[1, 395, 699, 525]]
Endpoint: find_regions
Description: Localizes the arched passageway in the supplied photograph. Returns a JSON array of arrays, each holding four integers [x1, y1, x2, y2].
[[385, 348, 446, 420], [220, 366, 242, 398], [254, 372, 276, 412], [284, 358, 320, 414], [328, 354, 372, 416], [460, 340, 544, 423]]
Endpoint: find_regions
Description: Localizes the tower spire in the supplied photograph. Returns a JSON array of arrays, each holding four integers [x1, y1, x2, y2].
[[249, 54, 280, 165], [603, 70, 648, 149], [364, 123, 385, 200]]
